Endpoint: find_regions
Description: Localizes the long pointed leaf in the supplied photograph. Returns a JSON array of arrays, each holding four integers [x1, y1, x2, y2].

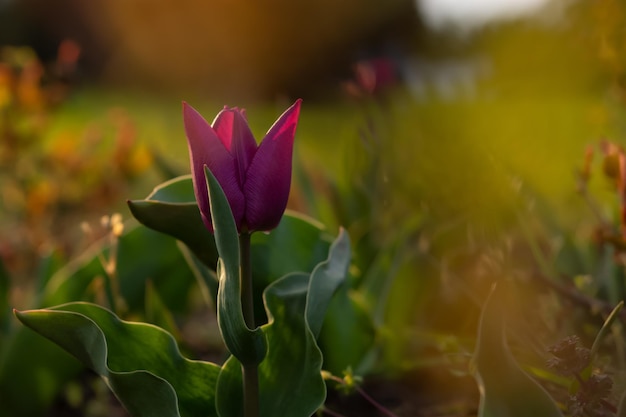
[[127, 175, 219, 268], [306, 228, 351, 338], [129, 175, 332, 310], [1, 226, 197, 416], [216, 229, 351, 417], [127, 200, 218, 268], [206, 166, 266, 367], [16, 302, 221, 417]]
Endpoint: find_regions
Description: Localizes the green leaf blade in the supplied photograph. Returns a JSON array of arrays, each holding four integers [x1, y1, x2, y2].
[[217, 273, 323, 417], [318, 289, 376, 375], [15, 302, 221, 417], [216, 229, 351, 417], [306, 228, 351, 339], [127, 175, 218, 269], [206, 166, 267, 367], [145, 174, 196, 203], [127, 200, 218, 269]]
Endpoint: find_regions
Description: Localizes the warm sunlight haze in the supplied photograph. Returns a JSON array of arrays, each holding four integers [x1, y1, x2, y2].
[[417, 0, 555, 29]]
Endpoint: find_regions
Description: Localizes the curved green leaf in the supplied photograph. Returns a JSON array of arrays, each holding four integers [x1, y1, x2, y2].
[[127, 174, 217, 268], [319, 288, 376, 375], [250, 212, 331, 286], [128, 175, 330, 277], [145, 174, 196, 202], [127, 175, 216, 268], [216, 273, 317, 417], [249, 212, 332, 323], [473, 284, 564, 417], [38, 242, 106, 307], [40, 224, 196, 313], [15, 302, 221, 417], [1, 225, 199, 416], [127, 176, 219, 303], [116, 225, 198, 312], [206, 167, 266, 367], [216, 229, 351, 417], [306, 228, 351, 338], [128, 175, 332, 317], [177, 241, 219, 308], [0, 324, 83, 416], [127, 175, 217, 268], [34, 248, 66, 294]]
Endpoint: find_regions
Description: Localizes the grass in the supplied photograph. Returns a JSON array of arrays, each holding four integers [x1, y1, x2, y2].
[[38, 79, 619, 245]]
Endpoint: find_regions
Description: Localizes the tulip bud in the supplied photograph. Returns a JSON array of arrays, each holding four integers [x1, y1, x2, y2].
[[183, 100, 302, 233]]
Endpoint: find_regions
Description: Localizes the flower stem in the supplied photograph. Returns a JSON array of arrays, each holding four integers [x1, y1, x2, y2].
[[240, 232, 255, 328], [239, 232, 259, 417], [324, 373, 399, 417]]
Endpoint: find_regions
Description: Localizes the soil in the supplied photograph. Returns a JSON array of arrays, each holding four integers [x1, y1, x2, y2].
[[324, 369, 479, 417], [46, 368, 481, 417]]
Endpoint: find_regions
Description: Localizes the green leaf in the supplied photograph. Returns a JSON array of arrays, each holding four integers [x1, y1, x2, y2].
[[128, 175, 217, 268], [177, 241, 219, 308], [15, 302, 221, 417], [473, 283, 563, 417], [206, 166, 266, 367], [145, 174, 196, 202], [318, 288, 376, 375], [34, 247, 66, 294], [0, 253, 80, 416], [117, 225, 198, 312], [306, 228, 351, 338], [216, 274, 314, 417], [250, 212, 331, 286], [5, 181, 208, 416], [249, 212, 332, 323], [127, 199, 218, 269], [0, 324, 83, 416], [2, 222, 200, 416], [128, 175, 332, 316], [127, 175, 217, 268], [145, 280, 181, 340], [129, 175, 331, 274], [216, 229, 351, 417], [40, 224, 196, 313]]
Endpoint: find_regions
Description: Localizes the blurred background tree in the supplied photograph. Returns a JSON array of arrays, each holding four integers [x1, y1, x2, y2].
[[0, 0, 415, 99]]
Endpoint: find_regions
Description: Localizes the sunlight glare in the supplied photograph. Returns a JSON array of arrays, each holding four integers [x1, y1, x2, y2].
[[417, 0, 554, 30]]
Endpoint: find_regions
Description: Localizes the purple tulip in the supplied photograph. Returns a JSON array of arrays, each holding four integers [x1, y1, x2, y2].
[[183, 99, 302, 233]]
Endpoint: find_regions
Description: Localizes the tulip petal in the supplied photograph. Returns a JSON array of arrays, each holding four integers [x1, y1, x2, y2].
[[212, 107, 258, 188], [183, 102, 245, 231], [244, 100, 302, 231]]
